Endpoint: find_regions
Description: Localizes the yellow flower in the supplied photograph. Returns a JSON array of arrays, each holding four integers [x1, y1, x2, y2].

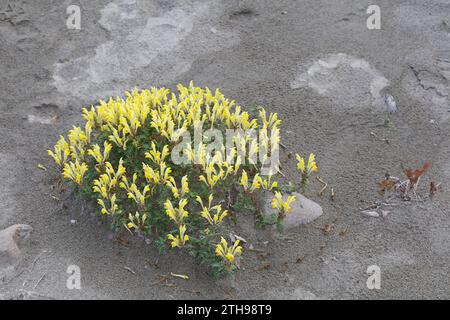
[[261, 178, 278, 191], [271, 191, 296, 215], [240, 170, 249, 188], [142, 163, 158, 184], [158, 162, 172, 184], [126, 211, 148, 230], [164, 198, 189, 224], [259, 109, 281, 130], [48, 136, 70, 167], [166, 175, 189, 199], [82, 106, 104, 128], [161, 118, 188, 142], [240, 170, 262, 192], [196, 195, 228, 225], [68, 126, 89, 160], [180, 176, 189, 196], [88, 141, 112, 167], [93, 158, 126, 198], [215, 237, 242, 263], [143, 161, 172, 185], [251, 173, 262, 190], [97, 194, 119, 215], [84, 122, 92, 144], [144, 142, 170, 164], [199, 163, 224, 189], [62, 160, 88, 185], [126, 183, 150, 207], [119, 113, 141, 137], [167, 224, 189, 248], [165, 176, 179, 199], [183, 143, 207, 168], [296, 153, 318, 175], [108, 126, 128, 150]]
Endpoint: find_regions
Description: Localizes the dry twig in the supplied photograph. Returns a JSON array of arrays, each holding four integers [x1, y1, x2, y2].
[[316, 176, 328, 196]]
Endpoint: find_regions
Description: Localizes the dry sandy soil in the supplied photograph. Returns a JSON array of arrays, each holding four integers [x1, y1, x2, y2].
[[0, 0, 449, 299]]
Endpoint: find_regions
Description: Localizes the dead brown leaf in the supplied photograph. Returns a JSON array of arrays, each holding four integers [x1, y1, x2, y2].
[[322, 224, 334, 235], [377, 178, 398, 195], [402, 161, 432, 186]]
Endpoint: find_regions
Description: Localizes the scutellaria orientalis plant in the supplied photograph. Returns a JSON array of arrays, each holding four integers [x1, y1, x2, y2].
[[47, 82, 318, 276]]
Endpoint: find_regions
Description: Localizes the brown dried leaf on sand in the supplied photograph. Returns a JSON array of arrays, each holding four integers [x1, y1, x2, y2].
[[377, 173, 400, 195], [402, 161, 432, 188]]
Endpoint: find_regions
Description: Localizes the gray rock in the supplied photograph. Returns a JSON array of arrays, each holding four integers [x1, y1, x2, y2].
[[263, 193, 323, 230], [0, 224, 33, 268]]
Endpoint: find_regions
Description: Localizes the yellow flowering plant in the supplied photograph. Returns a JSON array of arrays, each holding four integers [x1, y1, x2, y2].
[[167, 224, 189, 248], [215, 237, 242, 271], [126, 211, 148, 231], [271, 191, 296, 221], [47, 82, 316, 277], [296, 152, 318, 190], [196, 194, 228, 225]]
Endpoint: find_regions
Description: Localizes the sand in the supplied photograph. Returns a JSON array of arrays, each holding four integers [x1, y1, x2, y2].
[[0, 0, 449, 299]]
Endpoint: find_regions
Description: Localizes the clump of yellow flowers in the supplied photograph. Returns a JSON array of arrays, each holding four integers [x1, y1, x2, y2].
[[47, 82, 315, 277], [271, 191, 296, 221], [215, 237, 242, 266], [296, 153, 318, 190]]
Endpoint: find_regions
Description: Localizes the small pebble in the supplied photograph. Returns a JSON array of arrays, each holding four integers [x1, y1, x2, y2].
[[362, 210, 380, 218], [384, 94, 397, 114]]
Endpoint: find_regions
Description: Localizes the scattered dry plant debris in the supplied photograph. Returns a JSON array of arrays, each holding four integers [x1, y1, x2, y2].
[[366, 160, 437, 217], [315, 224, 334, 235], [339, 226, 349, 236], [370, 131, 389, 144], [170, 272, 189, 280], [429, 181, 441, 198], [316, 176, 328, 197], [377, 160, 433, 199], [151, 273, 190, 285], [402, 160, 432, 195], [377, 174, 399, 195], [124, 266, 136, 275], [322, 224, 334, 235]]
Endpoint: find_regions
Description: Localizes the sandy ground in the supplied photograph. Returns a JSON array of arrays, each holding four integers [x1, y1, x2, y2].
[[0, 0, 449, 299]]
